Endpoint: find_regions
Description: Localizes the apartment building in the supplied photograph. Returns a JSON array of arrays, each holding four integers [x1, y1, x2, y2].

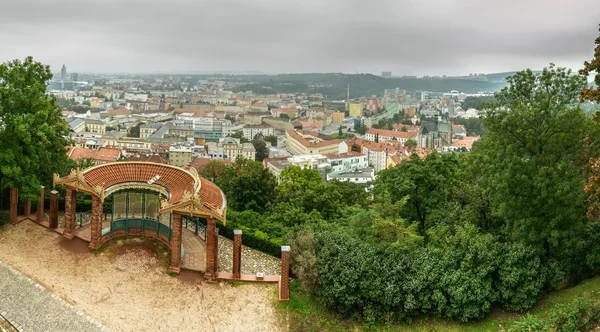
[[286, 129, 345, 155], [364, 128, 417, 145], [243, 124, 275, 140]]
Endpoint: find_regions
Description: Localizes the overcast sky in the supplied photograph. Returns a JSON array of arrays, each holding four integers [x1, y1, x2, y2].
[[1, 0, 599, 76]]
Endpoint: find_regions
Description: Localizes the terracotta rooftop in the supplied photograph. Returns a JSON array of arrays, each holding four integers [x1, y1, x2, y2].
[[287, 130, 342, 148], [366, 128, 417, 139], [81, 162, 226, 218]]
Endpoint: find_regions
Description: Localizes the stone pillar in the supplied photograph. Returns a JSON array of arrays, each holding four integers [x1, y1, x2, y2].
[[205, 218, 216, 280], [233, 230, 242, 279], [279, 246, 290, 302], [89, 195, 103, 250], [9, 187, 18, 224], [63, 188, 75, 239], [169, 213, 183, 274], [36, 186, 45, 223], [49, 190, 58, 228], [23, 199, 31, 217], [214, 228, 219, 275]]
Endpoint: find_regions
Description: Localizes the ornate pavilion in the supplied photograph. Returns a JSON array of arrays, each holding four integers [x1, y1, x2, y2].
[[8, 161, 290, 301], [53, 162, 226, 276]]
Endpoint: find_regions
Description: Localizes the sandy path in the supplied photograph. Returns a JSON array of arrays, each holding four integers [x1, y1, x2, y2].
[[0, 221, 282, 332]]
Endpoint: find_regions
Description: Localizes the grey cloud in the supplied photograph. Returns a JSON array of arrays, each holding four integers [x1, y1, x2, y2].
[[1, 0, 599, 75]]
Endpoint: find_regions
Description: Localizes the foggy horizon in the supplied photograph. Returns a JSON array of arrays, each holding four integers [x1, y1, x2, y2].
[[2, 0, 599, 76]]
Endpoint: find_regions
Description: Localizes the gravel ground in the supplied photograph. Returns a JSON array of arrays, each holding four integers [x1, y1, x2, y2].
[[0, 261, 104, 332], [0, 221, 282, 332], [218, 237, 281, 276], [113, 248, 158, 273]]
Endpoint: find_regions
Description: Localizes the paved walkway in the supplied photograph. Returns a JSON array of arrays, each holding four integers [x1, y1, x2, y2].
[[0, 260, 109, 332], [181, 228, 206, 271]]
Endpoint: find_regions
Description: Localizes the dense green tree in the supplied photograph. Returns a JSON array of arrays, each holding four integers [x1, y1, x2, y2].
[[404, 138, 417, 148], [264, 135, 278, 147], [474, 65, 590, 256], [276, 166, 322, 196], [580, 25, 600, 103], [127, 122, 144, 138], [76, 158, 97, 170], [204, 158, 277, 213], [374, 152, 459, 235], [251, 138, 269, 161], [0, 57, 73, 202], [460, 96, 496, 110]]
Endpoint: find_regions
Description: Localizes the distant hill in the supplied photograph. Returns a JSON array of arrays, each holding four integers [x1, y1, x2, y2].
[[220, 73, 507, 99], [485, 71, 543, 83]]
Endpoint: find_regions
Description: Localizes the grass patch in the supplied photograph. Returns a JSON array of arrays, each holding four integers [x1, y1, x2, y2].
[[167, 271, 178, 277], [228, 281, 245, 288], [276, 276, 600, 331], [90, 244, 109, 254]]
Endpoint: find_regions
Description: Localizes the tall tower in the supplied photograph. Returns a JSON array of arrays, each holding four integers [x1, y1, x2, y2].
[[345, 84, 350, 111], [61, 64, 67, 81]]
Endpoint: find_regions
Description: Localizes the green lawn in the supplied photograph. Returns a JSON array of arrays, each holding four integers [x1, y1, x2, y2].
[[276, 276, 600, 331]]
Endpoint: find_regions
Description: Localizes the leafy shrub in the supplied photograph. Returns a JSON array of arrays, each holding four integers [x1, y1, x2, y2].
[[548, 297, 600, 332], [496, 242, 545, 312], [0, 211, 9, 226], [509, 297, 600, 332], [509, 313, 548, 332], [289, 228, 318, 293]]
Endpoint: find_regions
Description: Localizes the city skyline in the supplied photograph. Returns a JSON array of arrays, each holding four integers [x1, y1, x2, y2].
[[1, 0, 599, 76]]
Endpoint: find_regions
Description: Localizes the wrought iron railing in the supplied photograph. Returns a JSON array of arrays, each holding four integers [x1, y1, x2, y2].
[[77, 211, 92, 227], [182, 216, 207, 239]]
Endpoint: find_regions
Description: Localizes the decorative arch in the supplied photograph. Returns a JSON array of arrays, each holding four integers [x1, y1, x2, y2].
[[52, 161, 227, 275]]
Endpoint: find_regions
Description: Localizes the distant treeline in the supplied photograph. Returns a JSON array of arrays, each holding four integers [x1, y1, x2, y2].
[[199, 73, 509, 99]]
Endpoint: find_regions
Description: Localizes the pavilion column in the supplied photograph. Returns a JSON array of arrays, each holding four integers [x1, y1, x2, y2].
[[214, 227, 219, 275], [49, 190, 58, 228], [63, 188, 76, 239], [169, 213, 183, 274], [279, 246, 290, 302], [233, 230, 242, 279], [205, 218, 217, 280], [23, 199, 31, 217], [9, 188, 18, 224], [89, 195, 103, 250], [36, 186, 45, 223]]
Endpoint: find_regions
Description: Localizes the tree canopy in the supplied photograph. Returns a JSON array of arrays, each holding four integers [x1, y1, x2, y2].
[[0, 57, 74, 201]]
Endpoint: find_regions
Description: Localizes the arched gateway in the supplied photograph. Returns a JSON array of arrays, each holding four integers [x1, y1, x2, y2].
[[52, 162, 226, 276]]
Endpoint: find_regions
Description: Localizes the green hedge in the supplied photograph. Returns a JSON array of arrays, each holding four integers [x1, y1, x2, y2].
[[219, 221, 282, 258], [510, 296, 600, 331]]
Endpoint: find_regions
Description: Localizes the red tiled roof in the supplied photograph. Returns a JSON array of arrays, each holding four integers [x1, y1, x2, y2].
[[366, 128, 417, 139], [68, 147, 96, 160], [188, 157, 232, 171], [324, 152, 364, 159], [287, 130, 342, 148], [95, 147, 121, 162], [81, 162, 226, 218]]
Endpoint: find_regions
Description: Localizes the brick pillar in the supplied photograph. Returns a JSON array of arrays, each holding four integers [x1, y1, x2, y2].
[[49, 190, 58, 228], [23, 199, 31, 217], [169, 213, 183, 274], [214, 228, 219, 275], [36, 186, 45, 223], [63, 188, 75, 239], [9, 187, 18, 224], [279, 246, 290, 302], [233, 230, 242, 279], [89, 195, 103, 250], [205, 218, 216, 280]]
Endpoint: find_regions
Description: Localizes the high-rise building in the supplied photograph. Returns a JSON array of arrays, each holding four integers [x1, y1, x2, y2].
[[71, 73, 78, 81], [61, 64, 67, 81], [381, 71, 392, 78]]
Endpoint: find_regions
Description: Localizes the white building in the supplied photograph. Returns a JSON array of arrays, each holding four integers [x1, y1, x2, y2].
[[243, 124, 275, 141]]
